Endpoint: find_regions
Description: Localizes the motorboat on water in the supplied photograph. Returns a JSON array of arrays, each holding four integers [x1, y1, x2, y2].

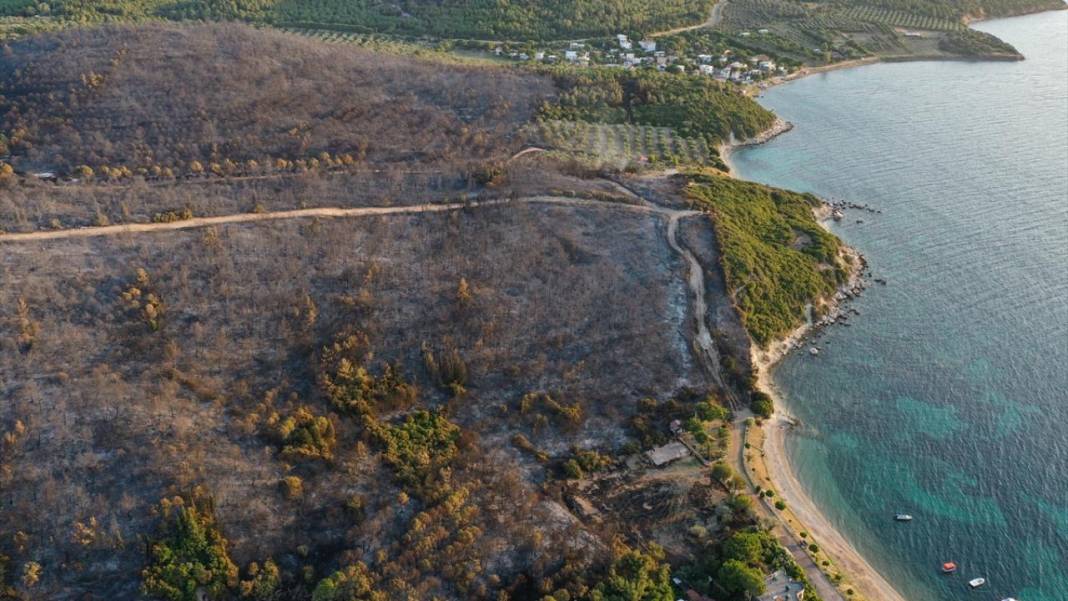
[[941, 562, 958, 574], [894, 514, 913, 522], [1000, 598, 1018, 601], [968, 577, 986, 589]]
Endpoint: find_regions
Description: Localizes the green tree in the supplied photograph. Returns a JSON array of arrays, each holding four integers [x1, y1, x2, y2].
[[716, 559, 765, 597], [141, 496, 238, 601], [312, 562, 385, 601], [711, 461, 734, 483], [722, 531, 763, 566], [591, 545, 675, 601], [751, 392, 774, 419]]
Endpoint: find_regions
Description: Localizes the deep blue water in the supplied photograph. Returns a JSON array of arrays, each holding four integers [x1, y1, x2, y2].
[[731, 11, 1068, 601]]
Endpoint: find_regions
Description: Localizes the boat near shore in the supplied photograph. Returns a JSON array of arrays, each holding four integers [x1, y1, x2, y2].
[[942, 562, 958, 574], [894, 514, 913, 522], [968, 577, 986, 589]]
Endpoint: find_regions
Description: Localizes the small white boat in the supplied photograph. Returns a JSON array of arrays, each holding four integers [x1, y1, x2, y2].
[[894, 514, 913, 522], [809, 347, 820, 356], [1000, 598, 1018, 601], [968, 578, 986, 589]]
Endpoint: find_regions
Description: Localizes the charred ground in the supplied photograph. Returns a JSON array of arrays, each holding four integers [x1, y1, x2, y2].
[[0, 22, 823, 601]]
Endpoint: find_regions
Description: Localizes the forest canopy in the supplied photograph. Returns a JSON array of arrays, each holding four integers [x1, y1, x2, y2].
[[0, 0, 717, 39]]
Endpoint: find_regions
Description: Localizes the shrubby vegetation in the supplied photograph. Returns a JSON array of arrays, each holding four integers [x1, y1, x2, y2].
[[319, 332, 418, 417], [687, 173, 847, 346], [372, 409, 461, 494], [589, 544, 675, 601], [938, 28, 1020, 55], [681, 528, 822, 601], [312, 562, 384, 601], [562, 447, 614, 479], [266, 405, 337, 461], [141, 495, 239, 601], [119, 268, 165, 331], [751, 391, 775, 419]]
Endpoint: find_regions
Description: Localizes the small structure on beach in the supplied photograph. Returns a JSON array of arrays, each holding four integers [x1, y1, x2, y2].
[[758, 570, 805, 601], [645, 441, 690, 466]]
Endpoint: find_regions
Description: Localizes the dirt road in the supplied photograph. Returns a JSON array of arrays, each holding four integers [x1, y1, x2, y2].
[[0, 195, 698, 244], [665, 213, 728, 395], [649, 0, 728, 38]]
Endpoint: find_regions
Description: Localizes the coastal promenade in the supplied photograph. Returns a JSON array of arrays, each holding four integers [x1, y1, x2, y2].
[[729, 414, 847, 601]]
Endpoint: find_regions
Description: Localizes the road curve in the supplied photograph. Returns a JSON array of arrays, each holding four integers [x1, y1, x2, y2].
[[649, 0, 728, 38]]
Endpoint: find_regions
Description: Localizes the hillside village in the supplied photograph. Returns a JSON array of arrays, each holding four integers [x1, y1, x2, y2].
[[491, 31, 797, 84]]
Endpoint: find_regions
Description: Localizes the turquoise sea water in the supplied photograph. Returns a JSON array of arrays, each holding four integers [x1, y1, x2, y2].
[[730, 11, 1068, 601]]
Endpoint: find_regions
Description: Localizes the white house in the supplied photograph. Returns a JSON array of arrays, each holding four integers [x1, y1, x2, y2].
[[699, 64, 716, 76], [639, 39, 657, 52], [564, 50, 578, 61], [616, 34, 632, 50]]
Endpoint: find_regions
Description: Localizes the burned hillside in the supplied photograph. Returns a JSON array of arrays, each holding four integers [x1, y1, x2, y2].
[[0, 23, 553, 176], [0, 200, 740, 598]]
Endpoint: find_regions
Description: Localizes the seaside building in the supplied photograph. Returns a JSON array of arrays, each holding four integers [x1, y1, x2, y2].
[[758, 570, 805, 601]]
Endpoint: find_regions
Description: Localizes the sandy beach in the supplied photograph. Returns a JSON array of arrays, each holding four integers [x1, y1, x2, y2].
[[760, 409, 907, 601]]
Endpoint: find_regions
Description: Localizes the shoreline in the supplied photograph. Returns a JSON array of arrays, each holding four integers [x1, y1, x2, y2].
[[688, 8, 1062, 600], [718, 116, 794, 170], [746, 238, 911, 601]]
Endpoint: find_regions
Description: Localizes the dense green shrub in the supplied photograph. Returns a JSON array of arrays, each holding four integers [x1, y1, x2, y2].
[[268, 406, 336, 461], [375, 410, 461, 492], [591, 545, 675, 601], [319, 332, 418, 416], [141, 495, 238, 601], [751, 391, 774, 419], [717, 559, 765, 597], [687, 173, 846, 346]]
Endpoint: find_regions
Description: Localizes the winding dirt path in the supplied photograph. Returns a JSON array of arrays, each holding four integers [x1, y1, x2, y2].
[[649, 0, 728, 38], [0, 195, 697, 244], [665, 213, 727, 394]]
